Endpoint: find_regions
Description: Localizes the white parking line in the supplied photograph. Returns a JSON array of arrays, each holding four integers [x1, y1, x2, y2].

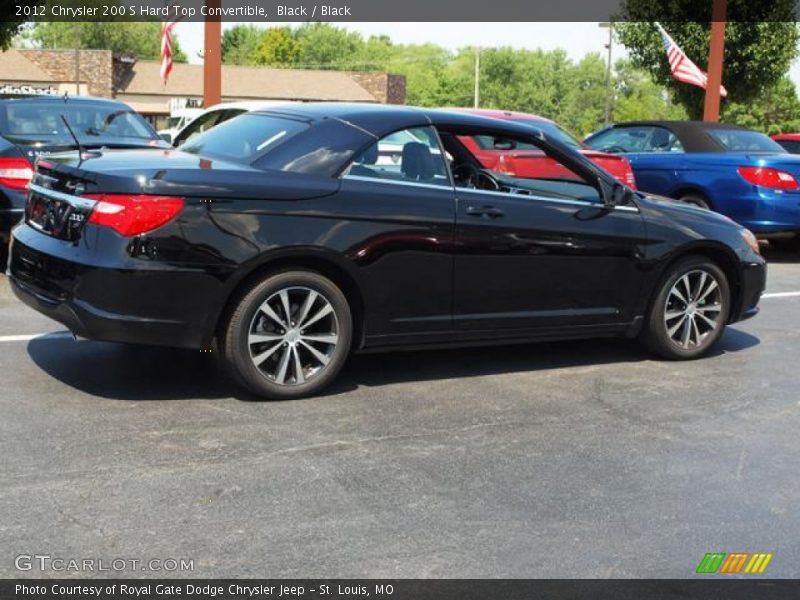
[[0, 291, 798, 343], [762, 291, 800, 299], [0, 332, 72, 343]]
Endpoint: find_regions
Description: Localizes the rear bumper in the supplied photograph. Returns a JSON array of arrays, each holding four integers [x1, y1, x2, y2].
[[732, 189, 800, 235], [9, 274, 203, 348], [9, 223, 221, 349]]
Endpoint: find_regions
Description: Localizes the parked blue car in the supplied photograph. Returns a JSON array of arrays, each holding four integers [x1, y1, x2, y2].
[[585, 121, 800, 250]]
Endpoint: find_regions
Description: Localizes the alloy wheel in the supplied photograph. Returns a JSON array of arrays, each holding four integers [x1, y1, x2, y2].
[[663, 269, 723, 349], [247, 286, 339, 386]]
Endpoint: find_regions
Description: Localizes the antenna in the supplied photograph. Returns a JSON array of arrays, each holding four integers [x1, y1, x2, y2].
[[60, 114, 85, 164]]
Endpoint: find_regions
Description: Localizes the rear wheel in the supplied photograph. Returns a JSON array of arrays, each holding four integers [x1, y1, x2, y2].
[[678, 192, 712, 210], [641, 256, 730, 360], [222, 270, 352, 400]]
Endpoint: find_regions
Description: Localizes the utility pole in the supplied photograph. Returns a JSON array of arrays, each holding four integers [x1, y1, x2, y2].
[[203, 0, 222, 108], [473, 46, 480, 108], [599, 22, 614, 126], [703, 0, 727, 122]]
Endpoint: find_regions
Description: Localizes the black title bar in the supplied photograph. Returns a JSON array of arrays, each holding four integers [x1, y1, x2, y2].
[[5, 0, 800, 22]]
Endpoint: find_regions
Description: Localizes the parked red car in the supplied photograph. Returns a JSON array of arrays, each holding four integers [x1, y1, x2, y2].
[[455, 109, 637, 189], [771, 133, 800, 154]]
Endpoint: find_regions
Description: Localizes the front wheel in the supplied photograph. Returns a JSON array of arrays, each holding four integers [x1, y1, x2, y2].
[[222, 270, 353, 400], [641, 256, 730, 360]]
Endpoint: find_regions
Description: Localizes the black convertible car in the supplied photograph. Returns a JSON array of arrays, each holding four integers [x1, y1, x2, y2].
[[9, 104, 765, 399]]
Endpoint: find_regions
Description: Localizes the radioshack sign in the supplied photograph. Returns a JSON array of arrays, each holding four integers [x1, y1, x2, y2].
[[0, 84, 59, 95]]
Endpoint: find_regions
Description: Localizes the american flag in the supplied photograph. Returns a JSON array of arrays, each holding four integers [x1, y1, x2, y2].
[[655, 22, 727, 97], [160, 3, 184, 84]]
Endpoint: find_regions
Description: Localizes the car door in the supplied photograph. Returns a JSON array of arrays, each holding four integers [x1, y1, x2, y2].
[[445, 131, 646, 333], [338, 125, 457, 340]]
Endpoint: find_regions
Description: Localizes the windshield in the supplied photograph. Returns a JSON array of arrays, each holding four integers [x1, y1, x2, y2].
[[0, 101, 159, 145], [706, 128, 786, 153], [473, 120, 582, 151], [181, 113, 309, 163]]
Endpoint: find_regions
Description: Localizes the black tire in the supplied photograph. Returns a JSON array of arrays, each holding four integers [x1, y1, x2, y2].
[[640, 256, 730, 360], [678, 193, 712, 210], [222, 270, 352, 400], [768, 236, 800, 252]]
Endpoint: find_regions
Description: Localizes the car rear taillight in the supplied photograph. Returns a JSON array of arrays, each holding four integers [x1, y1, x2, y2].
[[0, 157, 33, 190], [620, 158, 637, 190], [496, 154, 516, 176], [82, 193, 184, 236], [737, 166, 799, 190]]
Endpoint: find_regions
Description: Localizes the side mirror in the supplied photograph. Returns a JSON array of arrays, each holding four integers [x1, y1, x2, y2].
[[493, 138, 516, 151], [159, 133, 172, 144], [600, 180, 631, 207]]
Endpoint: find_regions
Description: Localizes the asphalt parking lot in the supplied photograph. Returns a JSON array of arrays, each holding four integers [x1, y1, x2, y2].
[[1, 247, 799, 579]]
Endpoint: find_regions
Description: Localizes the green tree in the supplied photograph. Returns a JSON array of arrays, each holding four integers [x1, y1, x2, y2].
[[294, 23, 364, 69], [356, 35, 396, 70], [0, 23, 26, 50], [221, 24, 261, 65], [253, 26, 300, 67], [26, 22, 187, 62], [380, 43, 459, 106], [560, 53, 609, 135], [612, 58, 687, 122], [723, 77, 800, 134], [616, 1, 799, 119], [0, 0, 35, 48]]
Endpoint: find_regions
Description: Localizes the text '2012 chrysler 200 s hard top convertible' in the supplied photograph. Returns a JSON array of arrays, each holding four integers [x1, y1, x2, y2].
[[9, 104, 766, 399]]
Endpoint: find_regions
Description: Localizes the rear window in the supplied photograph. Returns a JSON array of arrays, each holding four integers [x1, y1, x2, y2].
[[473, 120, 581, 150], [776, 139, 800, 154], [0, 101, 158, 144], [706, 129, 786, 153], [181, 113, 308, 163]]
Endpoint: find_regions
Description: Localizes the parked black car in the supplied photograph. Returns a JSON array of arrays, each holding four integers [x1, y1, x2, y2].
[[9, 104, 765, 399], [0, 94, 168, 263]]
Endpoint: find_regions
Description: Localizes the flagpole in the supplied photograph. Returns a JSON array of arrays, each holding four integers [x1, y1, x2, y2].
[[203, 0, 222, 108], [703, 0, 727, 122]]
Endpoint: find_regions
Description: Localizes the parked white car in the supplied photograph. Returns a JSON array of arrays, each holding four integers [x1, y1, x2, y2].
[[157, 108, 202, 142], [169, 101, 297, 147]]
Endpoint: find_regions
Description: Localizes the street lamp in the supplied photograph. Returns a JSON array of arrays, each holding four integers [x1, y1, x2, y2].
[[599, 22, 614, 126]]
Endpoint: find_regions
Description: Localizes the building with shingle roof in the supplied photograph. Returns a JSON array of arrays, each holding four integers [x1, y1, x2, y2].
[[0, 49, 406, 126]]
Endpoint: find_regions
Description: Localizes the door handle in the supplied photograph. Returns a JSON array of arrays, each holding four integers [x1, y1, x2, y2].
[[466, 205, 504, 218]]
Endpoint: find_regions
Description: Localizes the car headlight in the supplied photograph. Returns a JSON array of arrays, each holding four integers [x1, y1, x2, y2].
[[740, 228, 760, 254]]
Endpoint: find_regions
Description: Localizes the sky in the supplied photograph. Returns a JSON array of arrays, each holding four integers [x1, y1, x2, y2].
[[174, 21, 800, 88]]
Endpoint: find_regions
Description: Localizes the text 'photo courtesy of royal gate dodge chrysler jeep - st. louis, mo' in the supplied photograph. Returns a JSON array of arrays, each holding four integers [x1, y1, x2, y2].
[[9, 104, 765, 400]]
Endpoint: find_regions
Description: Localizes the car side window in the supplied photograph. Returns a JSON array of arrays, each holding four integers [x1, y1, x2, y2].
[[344, 126, 450, 187], [643, 127, 684, 153], [587, 126, 655, 153], [438, 129, 602, 205], [588, 126, 683, 153]]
